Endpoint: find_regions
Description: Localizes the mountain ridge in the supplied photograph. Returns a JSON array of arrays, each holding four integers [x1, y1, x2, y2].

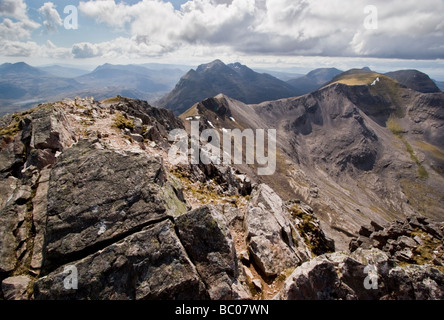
[[156, 60, 300, 115]]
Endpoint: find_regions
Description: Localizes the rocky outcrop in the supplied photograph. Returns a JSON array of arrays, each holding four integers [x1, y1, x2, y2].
[[35, 220, 208, 300], [175, 205, 249, 300], [244, 184, 332, 278], [277, 248, 444, 300], [350, 216, 444, 269], [42, 139, 172, 272], [1, 95, 443, 301]]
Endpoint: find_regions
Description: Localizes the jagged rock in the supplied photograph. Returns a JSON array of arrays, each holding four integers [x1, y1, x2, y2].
[[350, 216, 444, 269], [31, 168, 51, 270], [245, 184, 311, 277], [0, 176, 18, 210], [2, 275, 31, 300], [0, 134, 25, 174], [29, 106, 76, 151], [384, 265, 444, 300], [0, 203, 27, 273], [175, 205, 247, 300], [34, 220, 208, 300], [42, 139, 180, 272], [277, 248, 444, 300], [194, 163, 252, 196]]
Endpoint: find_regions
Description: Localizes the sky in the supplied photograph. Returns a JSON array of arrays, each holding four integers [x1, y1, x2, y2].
[[1, 0, 444, 79]]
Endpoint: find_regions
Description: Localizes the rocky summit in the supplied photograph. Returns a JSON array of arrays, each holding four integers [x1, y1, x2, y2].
[[0, 93, 443, 300]]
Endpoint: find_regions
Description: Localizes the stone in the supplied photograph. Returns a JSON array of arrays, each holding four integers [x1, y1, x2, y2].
[[2, 275, 31, 300], [244, 184, 312, 277], [30, 106, 76, 151], [129, 133, 144, 143], [0, 176, 18, 210], [42, 139, 181, 272], [0, 203, 27, 273], [252, 279, 262, 292], [34, 220, 208, 300], [175, 205, 242, 300], [31, 168, 51, 270]]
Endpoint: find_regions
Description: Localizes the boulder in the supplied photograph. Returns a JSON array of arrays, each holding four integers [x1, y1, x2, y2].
[[0, 203, 27, 273], [2, 275, 31, 300], [42, 139, 181, 272], [175, 205, 248, 299], [277, 248, 444, 300], [30, 106, 76, 151], [34, 220, 208, 300], [244, 184, 312, 277]]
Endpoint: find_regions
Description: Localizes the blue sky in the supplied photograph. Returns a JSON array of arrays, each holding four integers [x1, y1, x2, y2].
[[1, 0, 444, 79]]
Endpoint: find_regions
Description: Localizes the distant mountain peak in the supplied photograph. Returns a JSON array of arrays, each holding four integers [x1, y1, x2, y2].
[[385, 69, 440, 93], [0, 61, 47, 76], [158, 60, 299, 115]]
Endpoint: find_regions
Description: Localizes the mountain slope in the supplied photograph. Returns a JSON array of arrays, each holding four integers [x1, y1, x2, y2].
[[385, 70, 440, 93], [156, 60, 300, 115], [434, 80, 444, 91], [286, 68, 343, 96], [1, 94, 443, 300], [180, 72, 444, 249], [0, 62, 83, 115], [38, 65, 90, 78]]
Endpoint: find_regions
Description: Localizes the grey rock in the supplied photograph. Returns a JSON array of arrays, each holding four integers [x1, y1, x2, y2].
[[2, 275, 31, 300], [0, 203, 27, 273], [129, 133, 144, 143], [244, 184, 312, 277], [384, 265, 444, 300], [34, 220, 208, 300], [42, 139, 180, 272], [0, 176, 18, 210], [30, 106, 76, 151], [31, 168, 51, 270], [175, 205, 243, 300]]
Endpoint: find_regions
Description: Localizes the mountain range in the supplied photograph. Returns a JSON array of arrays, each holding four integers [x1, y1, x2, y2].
[[156, 59, 301, 115], [0, 62, 186, 116], [1, 60, 444, 300], [286, 67, 343, 96]]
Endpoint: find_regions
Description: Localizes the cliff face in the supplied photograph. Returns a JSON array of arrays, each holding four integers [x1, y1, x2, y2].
[[0, 96, 443, 300]]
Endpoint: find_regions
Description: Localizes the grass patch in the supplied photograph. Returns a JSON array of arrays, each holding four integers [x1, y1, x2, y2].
[[112, 112, 134, 130], [289, 204, 333, 255], [386, 116, 428, 179], [102, 96, 125, 104], [331, 72, 383, 86], [387, 116, 404, 137], [409, 229, 444, 274]]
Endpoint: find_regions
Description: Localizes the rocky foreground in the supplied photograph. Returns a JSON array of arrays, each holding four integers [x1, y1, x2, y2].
[[0, 97, 443, 300]]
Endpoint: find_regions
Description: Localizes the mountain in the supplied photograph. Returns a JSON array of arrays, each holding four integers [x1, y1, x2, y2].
[[254, 69, 304, 81], [286, 68, 343, 95], [1, 94, 443, 301], [180, 69, 444, 250], [74, 64, 168, 100], [435, 80, 444, 91], [0, 62, 83, 115], [0, 62, 187, 116], [156, 59, 300, 115], [385, 70, 441, 93], [38, 65, 90, 78]]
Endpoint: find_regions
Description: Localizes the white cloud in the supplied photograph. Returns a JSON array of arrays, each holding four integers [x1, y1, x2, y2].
[[72, 42, 101, 59], [38, 2, 63, 32], [74, 0, 444, 60], [0, 0, 39, 43], [0, 0, 28, 21]]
